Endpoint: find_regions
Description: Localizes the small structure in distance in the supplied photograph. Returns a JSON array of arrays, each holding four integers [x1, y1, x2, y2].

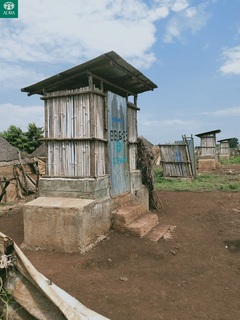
[[217, 138, 234, 160], [195, 129, 221, 171]]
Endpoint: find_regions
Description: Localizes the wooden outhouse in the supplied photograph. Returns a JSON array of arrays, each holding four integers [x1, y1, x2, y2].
[[195, 129, 221, 171], [21, 51, 157, 253], [218, 138, 234, 160]]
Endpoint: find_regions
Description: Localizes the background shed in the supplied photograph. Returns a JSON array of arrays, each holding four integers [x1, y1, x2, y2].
[[195, 129, 221, 171], [217, 138, 234, 160]]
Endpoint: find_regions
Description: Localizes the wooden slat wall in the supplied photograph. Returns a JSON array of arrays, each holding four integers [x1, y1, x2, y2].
[[46, 92, 91, 139], [47, 141, 91, 176], [129, 144, 137, 170], [219, 141, 230, 155], [45, 88, 106, 177], [94, 141, 106, 176], [128, 106, 137, 142], [159, 144, 193, 177], [201, 136, 216, 156], [94, 94, 105, 139], [128, 106, 138, 170]]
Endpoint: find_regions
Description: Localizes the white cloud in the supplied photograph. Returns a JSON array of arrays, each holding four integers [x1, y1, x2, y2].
[[172, 0, 189, 12], [163, 3, 210, 43], [0, 62, 45, 90], [138, 115, 201, 143], [0, 103, 44, 132], [140, 117, 197, 127], [0, 0, 171, 69], [198, 107, 240, 116], [219, 46, 240, 75], [0, 0, 215, 85], [0, 0, 181, 93]]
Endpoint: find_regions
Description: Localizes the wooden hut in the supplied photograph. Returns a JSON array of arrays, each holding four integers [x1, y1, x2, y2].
[[29, 142, 47, 175], [0, 138, 36, 202], [195, 129, 221, 171], [218, 138, 234, 160], [21, 51, 158, 253], [0, 138, 19, 202], [0, 137, 19, 170]]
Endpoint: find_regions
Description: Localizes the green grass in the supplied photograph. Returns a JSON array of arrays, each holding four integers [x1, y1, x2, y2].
[[0, 203, 14, 207], [153, 166, 240, 192], [220, 156, 240, 164], [0, 277, 13, 320]]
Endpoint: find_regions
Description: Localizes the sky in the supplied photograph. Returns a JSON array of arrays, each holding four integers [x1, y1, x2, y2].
[[0, 0, 240, 146]]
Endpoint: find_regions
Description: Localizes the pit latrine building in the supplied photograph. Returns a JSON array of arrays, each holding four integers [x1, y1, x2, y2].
[[21, 51, 158, 253]]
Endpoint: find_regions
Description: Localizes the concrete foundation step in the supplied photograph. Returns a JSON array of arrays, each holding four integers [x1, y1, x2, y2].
[[112, 203, 146, 231], [127, 212, 159, 238], [145, 224, 175, 242], [112, 202, 174, 240]]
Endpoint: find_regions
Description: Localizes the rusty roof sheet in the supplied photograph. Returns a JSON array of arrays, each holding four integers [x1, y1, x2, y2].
[[21, 51, 158, 97]]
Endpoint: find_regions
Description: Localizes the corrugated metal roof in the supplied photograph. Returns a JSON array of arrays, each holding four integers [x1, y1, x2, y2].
[[21, 51, 158, 97], [217, 138, 234, 142], [195, 129, 221, 138]]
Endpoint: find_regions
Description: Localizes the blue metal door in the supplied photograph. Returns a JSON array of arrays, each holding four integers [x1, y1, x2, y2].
[[108, 92, 130, 196]]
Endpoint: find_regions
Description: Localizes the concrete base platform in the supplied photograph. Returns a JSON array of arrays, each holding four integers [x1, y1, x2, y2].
[[198, 159, 217, 171], [219, 155, 230, 161], [23, 197, 111, 253]]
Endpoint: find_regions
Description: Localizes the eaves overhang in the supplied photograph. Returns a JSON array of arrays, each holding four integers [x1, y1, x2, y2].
[[21, 51, 158, 97], [195, 129, 221, 138]]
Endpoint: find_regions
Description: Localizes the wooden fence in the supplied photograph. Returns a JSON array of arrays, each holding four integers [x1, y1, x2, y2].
[[159, 137, 195, 178]]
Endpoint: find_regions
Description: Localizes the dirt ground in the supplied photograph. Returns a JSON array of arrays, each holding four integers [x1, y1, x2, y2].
[[1, 170, 240, 319]]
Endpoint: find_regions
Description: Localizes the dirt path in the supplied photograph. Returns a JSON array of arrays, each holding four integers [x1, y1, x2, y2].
[[1, 191, 240, 320]]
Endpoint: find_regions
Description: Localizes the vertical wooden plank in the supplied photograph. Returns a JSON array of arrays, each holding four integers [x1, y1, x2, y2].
[[88, 75, 95, 177], [44, 88, 102, 177], [44, 98, 49, 175], [95, 141, 105, 176]]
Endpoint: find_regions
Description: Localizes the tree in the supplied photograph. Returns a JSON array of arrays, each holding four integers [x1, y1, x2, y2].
[[0, 123, 44, 154], [0, 125, 27, 151], [229, 138, 239, 149], [25, 122, 44, 154]]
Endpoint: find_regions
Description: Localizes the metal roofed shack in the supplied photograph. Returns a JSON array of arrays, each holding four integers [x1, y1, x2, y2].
[[21, 51, 157, 97], [21, 51, 158, 253], [217, 138, 234, 160], [195, 129, 221, 171]]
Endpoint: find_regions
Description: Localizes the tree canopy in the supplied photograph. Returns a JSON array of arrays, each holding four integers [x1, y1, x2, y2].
[[229, 138, 239, 149], [0, 123, 44, 154]]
